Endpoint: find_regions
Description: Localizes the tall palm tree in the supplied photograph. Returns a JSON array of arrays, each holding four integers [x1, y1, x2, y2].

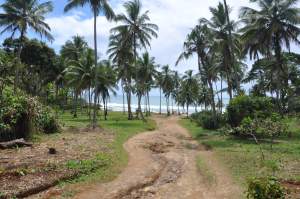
[[65, 0, 115, 127], [0, 0, 53, 90], [200, 2, 240, 100], [240, 0, 300, 112], [111, 0, 158, 119], [138, 52, 157, 116], [61, 35, 88, 62], [94, 60, 118, 120], [179, 70, 199, 117], [161, 65, 174, 116], [111, 0, 158, 61], [108, 28, 135, 120]]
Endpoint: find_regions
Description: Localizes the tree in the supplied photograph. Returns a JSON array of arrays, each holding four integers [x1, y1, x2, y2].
[[240, 0, 300, 112], [94, 60, 118, 120], [161, 65, 174, 116], [111, 0, 158, 119], [179, 70, 199, 117], [108, 28, 135, 120], [0, 0, 53, 90], [65, 0, 115, 127], [137, 52, 157, 116]]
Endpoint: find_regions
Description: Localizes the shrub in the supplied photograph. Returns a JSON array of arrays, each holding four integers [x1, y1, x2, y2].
[[288, 96, 300, 113], [226, 116, 288, 140], [191, 111, 225, 130], [34, 106, 60, 134], [227, 95, 274, 127], [246, 176, 286, 199], [0, 87, 60, 141]]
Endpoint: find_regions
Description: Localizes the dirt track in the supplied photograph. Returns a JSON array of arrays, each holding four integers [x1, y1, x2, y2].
[[73, 116, 242, 199]]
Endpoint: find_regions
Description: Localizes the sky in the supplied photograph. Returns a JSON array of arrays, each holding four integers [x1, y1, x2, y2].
[[0, 0, 300, 95]]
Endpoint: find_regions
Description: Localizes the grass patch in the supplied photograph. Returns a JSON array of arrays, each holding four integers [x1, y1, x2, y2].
[[180, 117, 300, 187], [196, 155, 215, 185], [56, 110, 156, 192]]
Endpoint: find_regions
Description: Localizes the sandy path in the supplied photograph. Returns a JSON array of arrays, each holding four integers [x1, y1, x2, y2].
[[73, 116, 242, 199]]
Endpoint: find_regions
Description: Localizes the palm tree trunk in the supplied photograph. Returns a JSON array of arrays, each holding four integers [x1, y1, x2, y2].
[[122, 87, 126, 115], [126, 81, 133, 120], [92, 10, 98, 128], [187, 104, 189, 118], [15, 29, 25, 91], [220, 77, 223, 112], [159, 87, 162, 114], [208, 79, 217, 121], [88, 87, 91, 120], [147, 91, 151, 116], [137, 94, 145, 121]]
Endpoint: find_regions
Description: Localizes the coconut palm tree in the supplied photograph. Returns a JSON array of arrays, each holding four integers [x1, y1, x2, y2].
[[108, 28, 135, 120], [61, 35, 88, 62], [138, 52, 157, 116], [111, 0, 158, 61], [180, 70, 199, 117], [110, 0, 158, 119], [156, 70, 164, 115], [94, 60, 118, 120], [0, 0, 53, 90], [240, 0, 300, 112], [161, 65, 174, 116], [65, 0, 115, 127], [200, 2, 240, 100]]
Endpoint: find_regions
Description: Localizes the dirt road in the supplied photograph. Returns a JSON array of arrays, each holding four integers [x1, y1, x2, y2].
[[73, 116, 241, 199]]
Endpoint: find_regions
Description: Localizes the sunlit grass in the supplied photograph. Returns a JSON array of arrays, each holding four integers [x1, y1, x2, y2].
[[180, 117, 300, 187]]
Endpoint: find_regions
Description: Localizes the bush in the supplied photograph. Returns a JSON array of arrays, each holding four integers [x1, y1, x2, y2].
[[0, 87, 60, 141], [34, 106, 60, 134], [227, 95, 274, 127], [246, 176, 286, 199], [226, 116, 288, 140], [191, 111, 225, 130], [288, 96, 300, 113]]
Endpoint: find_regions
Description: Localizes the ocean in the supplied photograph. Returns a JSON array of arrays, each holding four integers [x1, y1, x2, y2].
[[105, 95, 230, 114]]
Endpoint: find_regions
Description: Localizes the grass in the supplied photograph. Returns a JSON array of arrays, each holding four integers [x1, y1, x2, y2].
[[180, 117, 300, 187], [196, 155, 215, 185], [55, 110, 156, 193]]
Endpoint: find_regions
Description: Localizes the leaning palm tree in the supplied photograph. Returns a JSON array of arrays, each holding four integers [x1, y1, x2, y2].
[[65, 0, 115, 127], [240, 0, 300, 112], [0, 0, 53, 90]]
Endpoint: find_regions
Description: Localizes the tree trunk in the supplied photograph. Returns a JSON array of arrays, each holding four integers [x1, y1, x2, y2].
[[187, 104, 189, 118], [92, 11, 98, 128], [126, 82, 133, 120], [147, 91, 151, 116], [123, 87, 126, 115], [137, 94, 145, 121], [14, 29, 25, 92], [208, 79, 217, 122], [159, 87, 162, 114]]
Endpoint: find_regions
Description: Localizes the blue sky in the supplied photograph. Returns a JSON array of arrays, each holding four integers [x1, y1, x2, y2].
[[1, 0, 300, 95]]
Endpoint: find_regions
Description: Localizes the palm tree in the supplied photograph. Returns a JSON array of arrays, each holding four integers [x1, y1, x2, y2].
[[200, 2, 240, 100], [156, 71, 164, 115], [94, 60, 118, 120], [65, 0, 115, 127], [138, 52, 157, 116], [111, 0, 158, 119], [240, 0, 300, 112], [108, 28, 135, 120], [179, 70, 199, 117], [161, 65, 174, 116], [0, 0, 53, 90], [61, 35, 88, 62]]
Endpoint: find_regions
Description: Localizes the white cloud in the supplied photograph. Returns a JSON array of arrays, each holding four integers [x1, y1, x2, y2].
[[46, 0, 256, 71]]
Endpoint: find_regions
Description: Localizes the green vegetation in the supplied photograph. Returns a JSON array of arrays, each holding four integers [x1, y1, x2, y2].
[[58, 111, 156, 184], [180, 118, 300, 186], [196, 155, 215, 185]]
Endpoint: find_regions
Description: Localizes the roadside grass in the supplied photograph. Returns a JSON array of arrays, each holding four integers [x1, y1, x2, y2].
[[196, 155, 215, 185], [180, 117, 300, 187], [56, 110, 156, 193]]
